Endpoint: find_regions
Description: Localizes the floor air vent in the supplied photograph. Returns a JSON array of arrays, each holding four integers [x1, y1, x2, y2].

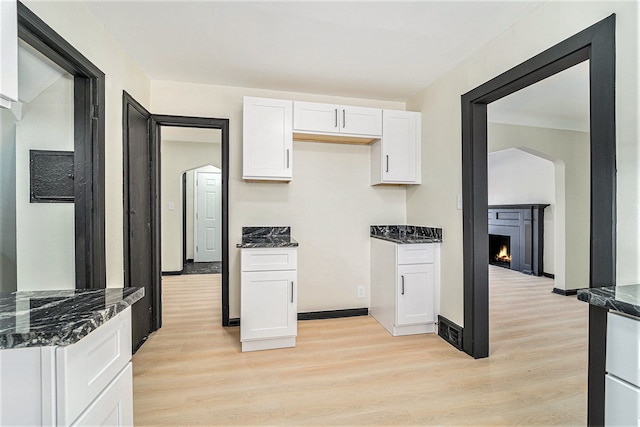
[[437, 315, 463, 350]]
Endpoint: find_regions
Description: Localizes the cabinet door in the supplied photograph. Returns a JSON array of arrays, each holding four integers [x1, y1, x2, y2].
[[293, 101, 339, 133], [243, 97, 293, 181], [381, 110, 420, 183], [241, 270, 297, 341], [0, 0, 18, 109], [340, 106, 382, 136], [397, 263, 434, 326]]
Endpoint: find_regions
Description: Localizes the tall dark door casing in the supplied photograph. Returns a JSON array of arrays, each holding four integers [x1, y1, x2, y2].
[[123, 92, 157, 352]]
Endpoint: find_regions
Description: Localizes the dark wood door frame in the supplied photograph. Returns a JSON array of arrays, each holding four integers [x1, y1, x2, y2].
[[18, 2, 106, 290], [182, 173, 189, 267], [122, 92, 159, 339], [152, 115, 231, 326], [462, 15, 615, 425]]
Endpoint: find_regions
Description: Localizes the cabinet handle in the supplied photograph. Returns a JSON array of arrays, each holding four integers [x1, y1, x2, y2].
[[291, 281, 294, 303], [287, 149, 290, 168], [401, 276, 405, 295], [342, 109, 346, 128], [386, 155, 389, 173], [334, 109, 338, 128]]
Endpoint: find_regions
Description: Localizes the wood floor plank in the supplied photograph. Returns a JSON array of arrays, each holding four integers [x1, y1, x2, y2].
[[133, 267, 588, 425]]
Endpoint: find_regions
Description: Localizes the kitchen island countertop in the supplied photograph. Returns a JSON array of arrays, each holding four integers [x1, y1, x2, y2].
[[0, 287, 144, 349], [578, 284, 640, 318]]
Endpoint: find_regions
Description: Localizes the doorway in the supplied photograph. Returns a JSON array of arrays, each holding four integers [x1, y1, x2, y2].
[[0, 4, 106, 293], [461, 14, 614, 358], [123, 103, 230, 350], [159, 126, 222, 275], [183, 165, 222, 274], [461, 14, 615, 425], [155, 116, 230, 327]]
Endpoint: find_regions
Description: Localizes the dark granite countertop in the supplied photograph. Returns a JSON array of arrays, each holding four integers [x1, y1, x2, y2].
[[370, 225, 443, 244], [0, 287, 144, 349], [236, 226, 299, 248], [578, 285, 640, 317], [578, 285, 640, 318]]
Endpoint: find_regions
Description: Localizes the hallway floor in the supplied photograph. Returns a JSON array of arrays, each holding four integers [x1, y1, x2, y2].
[[132, 267, 588, 425]]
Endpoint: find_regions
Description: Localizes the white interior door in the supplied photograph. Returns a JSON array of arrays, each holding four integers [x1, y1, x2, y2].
[[194, 170, 221, 262]]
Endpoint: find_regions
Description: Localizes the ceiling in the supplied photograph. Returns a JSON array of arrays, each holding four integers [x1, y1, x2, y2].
[[83, 0, 589, 131]]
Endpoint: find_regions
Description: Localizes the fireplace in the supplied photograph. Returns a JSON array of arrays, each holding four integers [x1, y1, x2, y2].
[[489, 234, 511, 269], [488, 204, 549, 276]]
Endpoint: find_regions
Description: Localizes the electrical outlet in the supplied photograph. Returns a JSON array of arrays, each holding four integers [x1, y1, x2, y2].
[[357, 286, 365, 298]]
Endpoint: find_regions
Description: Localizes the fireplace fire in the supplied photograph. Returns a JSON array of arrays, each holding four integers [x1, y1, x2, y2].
[[489, 234, 511, 269], [495, 245, 511, 263]]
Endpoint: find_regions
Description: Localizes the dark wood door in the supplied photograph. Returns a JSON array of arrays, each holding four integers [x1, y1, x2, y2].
[[123, 92, 157, 352]]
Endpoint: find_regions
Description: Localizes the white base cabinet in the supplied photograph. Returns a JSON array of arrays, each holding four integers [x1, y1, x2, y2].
[[370, 239, 439, 336], [0, 307, 134, 426], [241, 248, 297, 351], [605, 311, 640, 425]]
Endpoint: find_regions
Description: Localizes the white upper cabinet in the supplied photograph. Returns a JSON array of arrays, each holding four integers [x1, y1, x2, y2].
[[371, 110, 421, 185], [293, 101, 382, 137], [293, 101, 339, 133], [242, 96, 293, 181], [242, 97, 422, 185], [0, 0, 18, 109], [341, 105, 382, 136]]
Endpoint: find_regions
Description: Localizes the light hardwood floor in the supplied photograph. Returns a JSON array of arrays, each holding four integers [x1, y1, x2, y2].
[[133, 267, 588, 426]]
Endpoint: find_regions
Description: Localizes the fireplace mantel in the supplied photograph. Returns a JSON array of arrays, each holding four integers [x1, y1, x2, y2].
[[488, 204, 549, 276]]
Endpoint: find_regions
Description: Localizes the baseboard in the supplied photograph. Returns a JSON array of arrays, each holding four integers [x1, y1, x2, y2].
[[298, 308, 368, 321], [437, 315, 463, 351], [161, 270, 183, 276], [543, 272, 555, 279], [552, 288, 579, 296], [228, 309, 369, 327]]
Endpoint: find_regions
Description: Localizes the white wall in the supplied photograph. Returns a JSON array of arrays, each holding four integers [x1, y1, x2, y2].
[[16, 75, 75, 290], [23, 0, 151, 288], [151, 82, 407, 316], [488, 147, 555, 274], [0, 107, 17, 292], [161, 139, 221, 271], [407, 2, 638, 326]]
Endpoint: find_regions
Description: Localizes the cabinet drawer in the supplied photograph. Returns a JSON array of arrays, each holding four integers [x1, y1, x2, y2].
[[607, 311, 640, 387], [397, 244, 434, 265], [56, 307, 132, 425], [241, 248, 297, 272], [71, 362, 133, 426], [605, 374, 640, 426]]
